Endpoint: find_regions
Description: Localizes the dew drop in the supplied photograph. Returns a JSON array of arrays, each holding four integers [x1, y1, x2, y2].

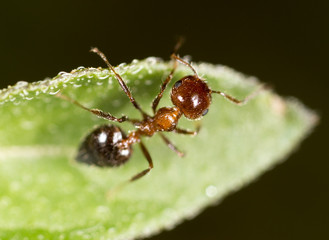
[[58, 234, 66, 240], [205, 185, 218, 198], [98, 74, 109, 80], [41, 86, 49, 93], [77, 66, 85, 70], [145, 79, 152, 86], [13, 100, 21, 105], [131, 66, 143, 75], [0, 196, 11, 207], [10, 181, 21, 192], [145, 57, 159, 65], [87, 74, 94, 79], [48, 87, 60, 95], [9, 96, 16, 102], [14, 81, 28, 89], [96, 205, 109, 214], [37, 234, 45, 240], [58, 71, 68, 76]]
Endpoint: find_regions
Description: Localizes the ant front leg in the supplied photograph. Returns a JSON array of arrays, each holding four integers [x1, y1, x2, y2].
[[129, 141, 154, 182], [159, 133, 184, 157], [173, 124, 201, 136], [151, 60, 178, 113], [151, 37, 184, 113], [56, 93, 128, 123]]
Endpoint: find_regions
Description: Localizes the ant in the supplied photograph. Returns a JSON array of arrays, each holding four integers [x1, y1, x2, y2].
[[57, 42, 263, 185]]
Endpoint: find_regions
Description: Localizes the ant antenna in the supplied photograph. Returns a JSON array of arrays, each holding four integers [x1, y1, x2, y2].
[[172, 36, 185, 55], [171, 54, 199, 78]]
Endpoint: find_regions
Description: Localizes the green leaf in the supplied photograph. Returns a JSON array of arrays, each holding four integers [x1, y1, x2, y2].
[[0, 58, 317, 240]]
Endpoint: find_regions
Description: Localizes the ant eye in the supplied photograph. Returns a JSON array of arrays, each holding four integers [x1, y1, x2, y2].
[[202, 109, 209, 116], [174, 80, 182, 88]]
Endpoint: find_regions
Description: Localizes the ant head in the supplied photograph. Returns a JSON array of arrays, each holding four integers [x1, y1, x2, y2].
[[171, 75, 212, 120]]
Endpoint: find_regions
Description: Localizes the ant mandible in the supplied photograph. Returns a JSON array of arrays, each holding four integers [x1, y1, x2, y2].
[[57, 42, 262, 184]]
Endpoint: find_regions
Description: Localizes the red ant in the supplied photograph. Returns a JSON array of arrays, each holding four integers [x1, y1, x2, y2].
[[57, 43, 262, 184]]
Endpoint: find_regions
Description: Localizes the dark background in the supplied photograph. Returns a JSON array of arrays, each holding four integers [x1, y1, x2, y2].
[[1, 0, 328, 239]]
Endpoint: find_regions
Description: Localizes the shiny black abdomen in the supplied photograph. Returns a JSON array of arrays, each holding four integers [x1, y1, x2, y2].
[[76, 124, 132, 167]]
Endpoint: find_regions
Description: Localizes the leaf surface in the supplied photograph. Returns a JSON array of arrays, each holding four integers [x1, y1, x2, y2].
[[0, 58, 317, 239]]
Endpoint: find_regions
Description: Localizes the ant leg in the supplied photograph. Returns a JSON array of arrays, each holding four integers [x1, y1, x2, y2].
[[211, 84, 265, 106], [56, 93, 128, 123], [159, 133, 184, 157], [107, 141, 153, 198], [151, 61, 178, 113], [173, 125, 201, 136], [129, 141, 154, 182], [90, 47, 148, 119], [151, 38, 184, 113]]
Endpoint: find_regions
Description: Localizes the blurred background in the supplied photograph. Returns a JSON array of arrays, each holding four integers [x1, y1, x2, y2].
[[1, 0, 328, 239]]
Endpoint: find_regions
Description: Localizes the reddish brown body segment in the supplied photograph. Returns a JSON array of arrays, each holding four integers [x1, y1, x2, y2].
[[171, 75, 212, 119]]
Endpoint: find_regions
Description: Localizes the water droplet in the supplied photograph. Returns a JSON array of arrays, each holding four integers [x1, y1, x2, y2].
[[14, 81, 28, 89], [87, 74, 94, 79], [0, 196, 11, 207], [58, 234, 66, 240], [77, 66, 85, 70], [10, 181, 21, 192], [48, 87, 60, 95], [96, 205, 109, 214], [58, 71, 68, 76], [13, 100, 21, 105], [205, 185, 218, 198], [145, 57, 159, 65], [41, 86, 49, 93], [25, 96, 34, 100], [131, 66, 143, 75], [98, 74, 109, 80], [112, 99, 121, 107], [145, 79, 152, 86], [37, 234, 45, 240]]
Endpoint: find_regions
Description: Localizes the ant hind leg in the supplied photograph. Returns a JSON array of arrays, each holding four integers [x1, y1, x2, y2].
[[130, 141, 154, 182], [159, 133, 184, 157], [106, 141, 153, 199]]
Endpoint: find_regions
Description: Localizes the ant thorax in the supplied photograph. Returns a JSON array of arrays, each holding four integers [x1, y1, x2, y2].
[[135, 107, 182, 136]]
